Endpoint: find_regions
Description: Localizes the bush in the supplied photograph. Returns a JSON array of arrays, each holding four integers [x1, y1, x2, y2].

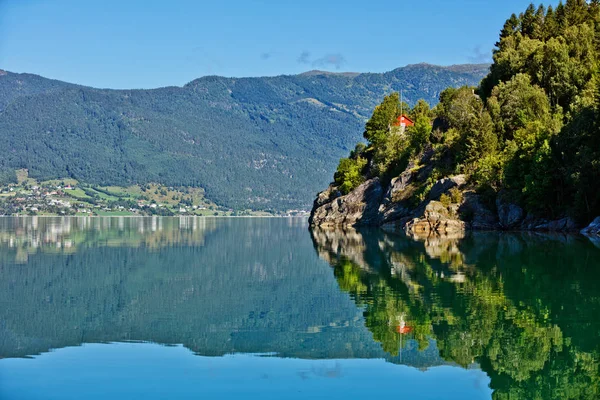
[[449, 187, 463, 204], [440, 193, 451, 207], [334, 156, 368, 195]]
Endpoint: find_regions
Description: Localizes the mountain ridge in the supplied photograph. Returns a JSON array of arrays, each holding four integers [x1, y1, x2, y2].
[[1, 62, 490, 89]]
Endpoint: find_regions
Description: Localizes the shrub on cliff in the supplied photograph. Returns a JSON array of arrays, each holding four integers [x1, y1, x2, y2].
[[334, 155, 368, 195]]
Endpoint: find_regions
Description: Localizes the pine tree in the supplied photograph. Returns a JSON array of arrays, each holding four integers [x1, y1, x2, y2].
[[556, 1, 567, 33], [497, 13, 520, 46], [521, 3, 537, 36], [532, 4, 546, 39], [590, 0, 600, 52], [565, 0, 589, 26], [544, 5, 559, 39], [363, 93, 400, 145]]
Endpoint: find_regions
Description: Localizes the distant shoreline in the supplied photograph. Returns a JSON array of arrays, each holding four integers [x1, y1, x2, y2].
[[0, 214, 308, 218]]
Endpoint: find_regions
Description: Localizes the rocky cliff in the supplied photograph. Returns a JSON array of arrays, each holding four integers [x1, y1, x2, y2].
[[309, 150, 596, 236]]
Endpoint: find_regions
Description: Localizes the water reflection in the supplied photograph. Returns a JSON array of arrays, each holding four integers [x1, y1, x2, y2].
[[0, 216, 221, 262], [1, 217, 599, 399], [311, 227, 600, 399], [0, 216, 444, 370]]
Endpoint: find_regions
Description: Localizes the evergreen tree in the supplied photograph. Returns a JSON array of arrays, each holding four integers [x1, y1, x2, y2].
[[532, 4, 546, 39], [544, 5, 558, 39], [521, 3, 537, 36], [409, 99, 432, 120], [363, 93, 400, 146], [497, 13, 520, 46], [555, 1, 567, 32], [565, 0, 589, 26]]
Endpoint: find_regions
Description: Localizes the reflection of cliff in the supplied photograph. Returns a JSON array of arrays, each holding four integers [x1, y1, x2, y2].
[[0, 217, 445, 369], [311, 228, 600, 400]]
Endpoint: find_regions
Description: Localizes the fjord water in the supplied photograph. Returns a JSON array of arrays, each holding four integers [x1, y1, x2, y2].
[[0, 217, 598, 399]]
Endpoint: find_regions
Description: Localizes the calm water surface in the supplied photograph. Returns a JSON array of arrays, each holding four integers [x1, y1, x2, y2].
[[0, 216, 599, 399]]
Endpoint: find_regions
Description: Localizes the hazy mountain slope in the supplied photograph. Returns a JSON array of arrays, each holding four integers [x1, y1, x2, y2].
[[0, 64, 489, 210]]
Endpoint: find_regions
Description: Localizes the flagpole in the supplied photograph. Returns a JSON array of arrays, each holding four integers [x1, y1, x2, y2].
[[400, 89, 403, 116]]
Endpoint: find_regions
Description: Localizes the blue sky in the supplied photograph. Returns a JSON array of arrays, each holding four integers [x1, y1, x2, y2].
[[0, 0, 555, 89]]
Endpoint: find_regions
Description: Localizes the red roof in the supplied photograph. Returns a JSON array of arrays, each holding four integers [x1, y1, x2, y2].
[[393, 114, 414, 127]]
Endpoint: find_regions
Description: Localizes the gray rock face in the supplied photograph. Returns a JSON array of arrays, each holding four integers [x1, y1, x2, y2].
[[428, 175, 467, 201], [309, 178, 384, 227], [313, 185, 341, 209], [378, 173, 413, 224], [533, 217, 578, 232], [496, 199, 524, 229], [581, 217, 600, 236], [461, 193, 500, 230], [386, 171, 412, 202], [308, 147, 581, 234]]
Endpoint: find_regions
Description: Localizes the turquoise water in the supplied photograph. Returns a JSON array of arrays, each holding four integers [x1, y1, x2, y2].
[[0, 217, 598, 399]]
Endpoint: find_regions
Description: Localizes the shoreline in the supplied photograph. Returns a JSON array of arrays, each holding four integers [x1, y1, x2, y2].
[[0, 214, 309, 219], [311, 223, 600, 242]]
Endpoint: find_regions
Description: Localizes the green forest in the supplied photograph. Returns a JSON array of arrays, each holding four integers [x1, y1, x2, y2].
[[335, 0, 600, 223]]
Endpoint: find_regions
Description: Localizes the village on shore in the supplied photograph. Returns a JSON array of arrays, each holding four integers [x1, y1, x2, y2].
[[0, 170, 307, 217]]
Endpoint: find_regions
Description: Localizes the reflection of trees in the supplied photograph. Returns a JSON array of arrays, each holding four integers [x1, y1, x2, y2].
[[311, 228, 600, 399]]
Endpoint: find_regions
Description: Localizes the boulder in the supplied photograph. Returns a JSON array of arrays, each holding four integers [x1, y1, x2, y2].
[[496, 198, 524, 229], [460, 193, 499, 230], [313, 184, 341, 209], [385, 171, 412, 202], [520, 214, 545, 230], [428, 175, 467, 201], [404, 201, 465, 237], [309, 178, 384, 227], [581, 217, 600, 236], [533, 217, 578, 232], [378, 174, 414, 225]]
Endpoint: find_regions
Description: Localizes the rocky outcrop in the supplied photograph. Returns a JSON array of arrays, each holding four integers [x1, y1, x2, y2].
[[313, 185, 341, 209], [405, 201, 465, 236], [310, 153, 584, 234], [308, 178, 384, 227], [461, 193, 500, 230], [496, 198, 524, 229], [532, 217, 578, 232], [581, 217, 600, 236], [428, 175, 466, 200]]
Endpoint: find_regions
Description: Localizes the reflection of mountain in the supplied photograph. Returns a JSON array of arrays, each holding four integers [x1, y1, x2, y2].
[[0, 216, 219, 263], [0, 217, 444, 369], [311, 227, 600, 400]]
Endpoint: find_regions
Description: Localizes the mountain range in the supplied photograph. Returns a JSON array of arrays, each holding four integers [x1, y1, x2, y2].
[[0, 63, 489, 211]]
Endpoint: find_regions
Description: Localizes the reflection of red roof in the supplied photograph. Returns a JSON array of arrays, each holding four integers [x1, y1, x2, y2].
[[397, 325, 413, 334], [393, 114, 414, 127]]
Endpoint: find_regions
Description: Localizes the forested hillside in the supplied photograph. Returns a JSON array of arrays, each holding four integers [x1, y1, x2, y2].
[[0, 69, 79, 111], [0, 64, 488, 211], [326, 0, 600, 226]]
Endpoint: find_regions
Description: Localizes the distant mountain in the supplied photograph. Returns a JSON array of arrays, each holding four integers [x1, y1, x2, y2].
[[0, 63, 489, 211], [0, 69, 80, 111], [298, 70, 362, 78]]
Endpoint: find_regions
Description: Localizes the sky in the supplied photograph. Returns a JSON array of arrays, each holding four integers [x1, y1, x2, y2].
[[0, 0, 556, 89]]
